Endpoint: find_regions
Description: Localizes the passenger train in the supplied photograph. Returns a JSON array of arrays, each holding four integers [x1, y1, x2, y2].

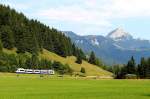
[[16, 68, 55, 75]]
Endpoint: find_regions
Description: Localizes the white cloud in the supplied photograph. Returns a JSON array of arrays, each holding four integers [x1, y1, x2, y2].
[[35, 0, 150, 30], [37, 6, 112, 27], [107, 0, 150, 18]]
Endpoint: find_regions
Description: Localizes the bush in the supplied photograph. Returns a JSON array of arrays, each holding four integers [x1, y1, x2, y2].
[[52, 61, 72, 75], [80, 67, 85, 73], [76, 56, 82, 64]]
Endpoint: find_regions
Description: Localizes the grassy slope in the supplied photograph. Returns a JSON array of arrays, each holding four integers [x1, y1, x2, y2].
[[0, 76, 149, 99], [2, 48, 112, 76], [39, 49, 112, 76]]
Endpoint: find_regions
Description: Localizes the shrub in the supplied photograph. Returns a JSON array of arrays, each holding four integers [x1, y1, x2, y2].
[[80, 67, 85, 73]]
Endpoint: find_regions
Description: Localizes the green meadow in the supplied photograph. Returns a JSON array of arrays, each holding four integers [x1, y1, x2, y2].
[[0, 74, 149, 99]]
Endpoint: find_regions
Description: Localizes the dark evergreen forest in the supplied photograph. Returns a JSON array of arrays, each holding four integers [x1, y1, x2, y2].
[[0, 5, 76, 57]]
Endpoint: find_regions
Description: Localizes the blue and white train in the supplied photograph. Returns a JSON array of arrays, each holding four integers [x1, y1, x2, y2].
[[16, 68, 55, 75]]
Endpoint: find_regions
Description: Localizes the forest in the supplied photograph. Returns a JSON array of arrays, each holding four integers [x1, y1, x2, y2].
[[109, 56, 150, 79]]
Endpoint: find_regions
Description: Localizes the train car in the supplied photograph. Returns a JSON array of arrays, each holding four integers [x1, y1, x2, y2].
[[33, 70, 40, 74], [40, 70, 49, 74], [16, 68, 25, 74], [39, 70, 54, 75], [26, 69, 33, 74]]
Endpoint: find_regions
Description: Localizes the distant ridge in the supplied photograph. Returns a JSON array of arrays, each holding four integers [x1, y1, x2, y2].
[[64, 28, 150, 65]]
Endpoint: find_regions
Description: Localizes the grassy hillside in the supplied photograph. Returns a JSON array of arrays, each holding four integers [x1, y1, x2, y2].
[[2, 48, 112, 77], [39, 49, 112, 76]]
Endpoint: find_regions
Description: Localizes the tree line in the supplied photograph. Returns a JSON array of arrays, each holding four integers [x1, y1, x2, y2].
[[110, 56, 150, 79], [75, 50, 103, 67]]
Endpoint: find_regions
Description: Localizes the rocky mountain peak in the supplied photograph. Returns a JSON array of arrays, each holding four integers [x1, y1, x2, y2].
[[107, 27, 133, 41]]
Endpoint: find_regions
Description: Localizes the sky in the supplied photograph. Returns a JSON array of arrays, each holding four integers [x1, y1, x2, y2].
[[0, 0, 150, 40]]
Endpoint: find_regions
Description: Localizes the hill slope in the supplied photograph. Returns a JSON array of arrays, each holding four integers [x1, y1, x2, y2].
[[2, 48, 112, 77], [40, 49, 112, 76]]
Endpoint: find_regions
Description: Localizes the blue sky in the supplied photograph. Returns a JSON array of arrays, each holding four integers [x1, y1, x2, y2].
[[0, 0, 150, 39]]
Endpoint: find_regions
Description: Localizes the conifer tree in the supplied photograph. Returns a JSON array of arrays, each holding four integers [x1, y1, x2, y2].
[[76, 55, 82, 64], [147, 58, 150, 78], [88, 51, 97, 65], [0, 25, 14, 49], [126, 56, 136, 74], [14, 27, 26, 53], [31, 53, 39, 69], [76, 51, 82, 64], [95, 58, 102, 66], [72, 43, 77, 56], [139, 57, 147, 78]]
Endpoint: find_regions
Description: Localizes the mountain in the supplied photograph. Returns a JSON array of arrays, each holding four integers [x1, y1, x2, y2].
[[63, 28, 150, 65], [107, 28, 150, 50], [107, 27, 133, 41]]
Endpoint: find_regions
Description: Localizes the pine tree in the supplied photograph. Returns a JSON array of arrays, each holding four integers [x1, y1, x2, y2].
[[95, 58, 103, 66], [140, 57, 147, 78], [0, 25, 14, 49], [72, 43, 77, 56], [88, 51, 97, 65], [137, 64, 142, 78], [137, 57, 150, 78], [126, 56, 136, 74], [145, 58, 150, 78], [38, 59, 52, 69], [78, 49, 86, 60], [31, 53, 39, 69], [76, 52, 82, 64], [14, 27, 26, 53]]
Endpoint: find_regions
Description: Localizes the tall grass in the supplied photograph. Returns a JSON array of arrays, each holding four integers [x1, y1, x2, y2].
[[0, 75, 149, 99]]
